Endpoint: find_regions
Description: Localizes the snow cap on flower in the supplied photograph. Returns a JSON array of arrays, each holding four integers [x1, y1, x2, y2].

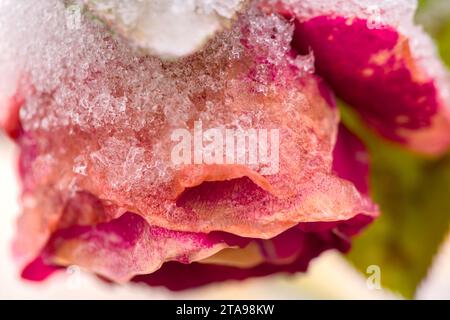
[[81, 0, 247, 58]]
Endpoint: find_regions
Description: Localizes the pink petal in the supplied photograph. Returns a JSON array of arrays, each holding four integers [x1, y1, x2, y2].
[[132, 214, 372, 290]]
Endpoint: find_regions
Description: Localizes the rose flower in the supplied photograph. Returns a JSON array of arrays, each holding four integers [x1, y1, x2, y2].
[[0, 0, 449, 290]]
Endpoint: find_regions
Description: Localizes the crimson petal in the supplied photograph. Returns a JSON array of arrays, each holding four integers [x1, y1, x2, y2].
[[277, 0, 450, 154]]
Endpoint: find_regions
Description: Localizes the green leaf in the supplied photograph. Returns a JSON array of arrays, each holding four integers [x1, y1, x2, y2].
[[342, 105, 450, 299]]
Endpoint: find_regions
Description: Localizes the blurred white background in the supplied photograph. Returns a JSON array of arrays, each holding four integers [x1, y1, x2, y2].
[[1, 132, 449, 299]]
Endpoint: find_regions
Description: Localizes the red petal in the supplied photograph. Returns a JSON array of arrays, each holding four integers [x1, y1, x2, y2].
[[333, 124, 370, 194], [275, 1, 450, 155]]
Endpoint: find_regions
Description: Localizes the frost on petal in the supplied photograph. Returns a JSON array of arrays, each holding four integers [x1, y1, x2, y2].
[[1, 1, 377, 283], [276, 0, 450, 155], [20, 124, 375, 286], [81, 0, 246, 58], [129, 126, 374, 290]]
